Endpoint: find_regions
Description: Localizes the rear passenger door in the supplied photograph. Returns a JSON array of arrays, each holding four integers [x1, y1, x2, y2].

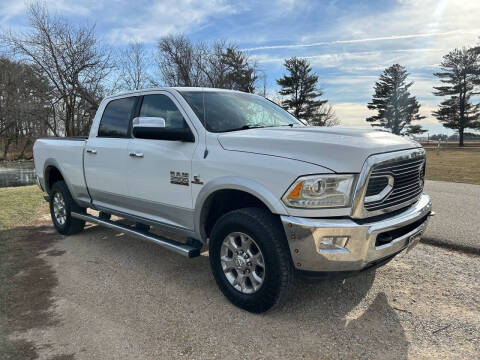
[[126, 92, 198, 230], [84, 96, 137, 212]]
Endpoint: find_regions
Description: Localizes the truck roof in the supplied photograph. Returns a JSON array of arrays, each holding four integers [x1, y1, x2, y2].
[[104, 87, 245, 100]]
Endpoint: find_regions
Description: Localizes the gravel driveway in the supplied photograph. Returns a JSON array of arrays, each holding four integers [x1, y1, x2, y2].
[[12, 222, 479, 359]]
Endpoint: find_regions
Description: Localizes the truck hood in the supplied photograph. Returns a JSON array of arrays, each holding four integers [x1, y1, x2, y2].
[[217, 127, 421, 173]]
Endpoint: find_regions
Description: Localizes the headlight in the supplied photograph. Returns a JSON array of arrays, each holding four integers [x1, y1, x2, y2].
[[282, 174, 356, 208]]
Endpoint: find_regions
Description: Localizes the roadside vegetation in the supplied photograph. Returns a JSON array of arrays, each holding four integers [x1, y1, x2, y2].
[[425, 147, 480, 184], [0, 185, 45, 229]]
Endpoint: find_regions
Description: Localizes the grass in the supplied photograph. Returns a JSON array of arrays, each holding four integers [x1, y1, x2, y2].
[[425, 147, 480, 185], [0, 186, 46, 230]]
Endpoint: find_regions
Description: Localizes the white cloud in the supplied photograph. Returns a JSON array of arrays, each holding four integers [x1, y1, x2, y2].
[[249, 0, 480, 75], [0, 0, 95, 22], [107, 0, 236, 44], [0, 2, 25, 22], [332, 102, 445, 139], [332, 0, 480, 52], [252, 48, 445, 73], [243, 30, 475, 52], [333, 102, 374, 127]]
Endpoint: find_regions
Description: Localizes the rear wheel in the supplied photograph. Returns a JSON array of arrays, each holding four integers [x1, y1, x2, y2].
[[209, 208, 293, 313], [49, 181, 85, 235]]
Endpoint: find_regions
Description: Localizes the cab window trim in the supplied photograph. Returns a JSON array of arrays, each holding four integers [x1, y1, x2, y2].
[[130, 93, 196, 142], [97, 96, 139, 138]]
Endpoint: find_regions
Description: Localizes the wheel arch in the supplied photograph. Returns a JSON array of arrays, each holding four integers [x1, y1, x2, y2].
[[43, 158, 70, 195], [194, 177, 288, 242]]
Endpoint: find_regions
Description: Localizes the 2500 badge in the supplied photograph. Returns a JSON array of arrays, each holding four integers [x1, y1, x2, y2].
[[170, 171, 189, 186]]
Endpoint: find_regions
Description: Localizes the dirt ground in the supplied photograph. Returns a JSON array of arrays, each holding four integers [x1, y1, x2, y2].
[[3, 217, 479, 359]]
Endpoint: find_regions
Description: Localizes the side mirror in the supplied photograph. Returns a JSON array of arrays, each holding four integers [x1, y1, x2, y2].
[[132, 117, 195, 142]]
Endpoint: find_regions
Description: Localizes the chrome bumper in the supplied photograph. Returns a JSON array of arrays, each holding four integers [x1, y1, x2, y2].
[[281, 194, 432, 272]]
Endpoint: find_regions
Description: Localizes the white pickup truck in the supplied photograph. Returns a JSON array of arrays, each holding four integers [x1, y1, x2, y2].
[[34, 87, 433, 312]]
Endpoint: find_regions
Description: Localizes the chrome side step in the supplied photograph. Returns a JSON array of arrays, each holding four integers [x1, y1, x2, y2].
[[71, 212, 201, 258]]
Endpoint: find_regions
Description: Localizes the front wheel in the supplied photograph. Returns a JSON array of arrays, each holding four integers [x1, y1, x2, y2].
[[209, 208, 293, 313], [49, 181, 85, 235]]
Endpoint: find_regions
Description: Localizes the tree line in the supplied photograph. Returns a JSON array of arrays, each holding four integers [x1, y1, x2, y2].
[[0, 3, 335, 160], [1, 2, 479, 160], [366, 46, 480, 146]]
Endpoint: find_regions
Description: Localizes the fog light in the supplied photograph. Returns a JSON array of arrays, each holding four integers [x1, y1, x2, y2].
[[317, 236, 349, 253]]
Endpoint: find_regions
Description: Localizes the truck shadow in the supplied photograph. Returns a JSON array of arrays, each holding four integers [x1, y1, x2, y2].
[[7, 224, 408, 359], [77, 224, 409, 359], [282, 276, 408, 359]]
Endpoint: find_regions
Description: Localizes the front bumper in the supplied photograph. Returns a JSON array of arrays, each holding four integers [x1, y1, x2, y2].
[[281, 194, 432, 272]]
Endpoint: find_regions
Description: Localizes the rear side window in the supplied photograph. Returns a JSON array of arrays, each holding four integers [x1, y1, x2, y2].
[[98, 97, 136, 137], [139, 94, 187, 129]]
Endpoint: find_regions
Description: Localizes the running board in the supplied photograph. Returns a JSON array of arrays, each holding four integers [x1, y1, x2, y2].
[[71, 212, 201, 258]]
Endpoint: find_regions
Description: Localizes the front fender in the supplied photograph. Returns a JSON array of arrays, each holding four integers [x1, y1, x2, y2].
[[194, 176, 288, 241]]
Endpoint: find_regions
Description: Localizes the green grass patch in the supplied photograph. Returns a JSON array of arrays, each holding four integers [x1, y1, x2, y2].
[[425, 148, 480, 185], [0, 186, 46, 230]]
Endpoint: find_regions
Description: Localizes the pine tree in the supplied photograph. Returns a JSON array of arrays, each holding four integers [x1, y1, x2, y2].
[[221, 47, 257, 93], [433, 47, 480, 146], [367, 64, 425, 135], [404, 124, 427, 136], [276, 57, 327, 122]]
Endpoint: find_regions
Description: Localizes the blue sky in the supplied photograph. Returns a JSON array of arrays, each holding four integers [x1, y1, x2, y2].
[[1, 0, 480, 134]]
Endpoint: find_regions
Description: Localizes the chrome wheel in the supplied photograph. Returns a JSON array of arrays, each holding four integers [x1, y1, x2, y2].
[[220, 232, 265, 294], [53, 192, 67, 225]]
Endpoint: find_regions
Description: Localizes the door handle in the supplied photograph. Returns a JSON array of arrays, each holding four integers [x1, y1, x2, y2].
[[129, 152, 144, 158], [86, 148, 97, 154]]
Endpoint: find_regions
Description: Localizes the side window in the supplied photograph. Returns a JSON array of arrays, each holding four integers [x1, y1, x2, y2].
[[98, 97, 136, 137], [139, 94, 187, 129]]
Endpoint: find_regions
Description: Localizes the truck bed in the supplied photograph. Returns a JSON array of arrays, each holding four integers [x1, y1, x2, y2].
[[33, 137, 89, 204], [38, 136, 88, 141]]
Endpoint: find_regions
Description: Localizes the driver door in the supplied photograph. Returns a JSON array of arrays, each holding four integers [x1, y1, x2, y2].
[[126, 92, 198, 230]]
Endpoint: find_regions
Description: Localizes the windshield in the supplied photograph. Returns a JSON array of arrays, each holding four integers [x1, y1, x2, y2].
[[178, 90, 303, 133]]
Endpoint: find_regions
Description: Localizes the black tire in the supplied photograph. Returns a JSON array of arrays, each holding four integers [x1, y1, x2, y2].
[[49, 181, 85, 235], [209, 207, 293, 313]]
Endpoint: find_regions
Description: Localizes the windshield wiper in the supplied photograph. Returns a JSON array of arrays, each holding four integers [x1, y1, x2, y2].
[[221, 125, 267, 133]]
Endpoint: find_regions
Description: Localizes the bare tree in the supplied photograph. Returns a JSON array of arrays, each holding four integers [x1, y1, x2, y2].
[[0, 57, 51, 159], [155, 35, 258, 91], [116, 42, 151, 90], [199, 40, 229, 88], [3, 2, 111, 136], [156, 34, 206, 87]]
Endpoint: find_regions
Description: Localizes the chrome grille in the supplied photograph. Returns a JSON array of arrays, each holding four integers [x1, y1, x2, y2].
[[364, 156, 425, 212]]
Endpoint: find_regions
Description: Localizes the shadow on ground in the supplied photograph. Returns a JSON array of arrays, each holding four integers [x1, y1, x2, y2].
[[61, 224, 408, 359], [0, 225, 75, 360], [2, 224, 409, 359]]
